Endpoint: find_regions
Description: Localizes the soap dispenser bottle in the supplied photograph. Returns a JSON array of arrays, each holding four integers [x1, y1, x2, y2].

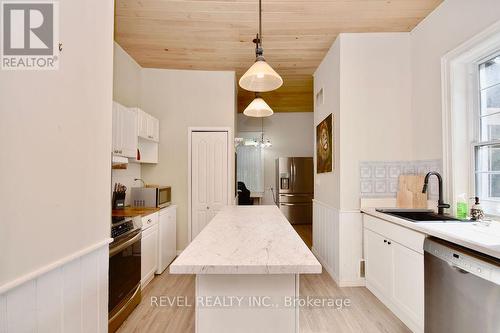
[[456, 193, 468, 219], [470, 197, 485, 221]]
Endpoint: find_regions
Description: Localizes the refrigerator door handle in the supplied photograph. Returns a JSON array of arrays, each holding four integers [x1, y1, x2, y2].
[[280, 203, 311, 206], [279, 194, 312, 197]]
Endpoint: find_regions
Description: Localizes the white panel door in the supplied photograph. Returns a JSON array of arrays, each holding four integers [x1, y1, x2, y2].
[[141, 224, 158, 287], [148, 115, 160, 142], [191, 131, 228, 239], [207, 132, 228, 217], [112, 102, 122, 155], [391, 241, 424, 328], [364, 228, 392, 296], [137, 108, 149, 139], [157, 206, 177, 274], [120, 106, 138, 158]]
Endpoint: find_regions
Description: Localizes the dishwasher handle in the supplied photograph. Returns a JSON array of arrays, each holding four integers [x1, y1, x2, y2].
[[450, 264, 470, 274], [425, 237, 500, 285]]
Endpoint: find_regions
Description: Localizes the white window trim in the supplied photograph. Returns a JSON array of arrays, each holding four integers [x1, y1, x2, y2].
[[472, 51, 500, 217], [442, 20, 500, 217]]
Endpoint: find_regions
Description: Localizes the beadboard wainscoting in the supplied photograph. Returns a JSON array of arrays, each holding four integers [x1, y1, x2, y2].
[[0, 244, 109, 333], [337, 211, 365, 287], [312, 200, 340, 282], [312, 200, 365, 287]]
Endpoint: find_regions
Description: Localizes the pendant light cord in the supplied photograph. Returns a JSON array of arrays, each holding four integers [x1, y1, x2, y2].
[[254, 0, 263, 57], [259, 0, 262, 47]]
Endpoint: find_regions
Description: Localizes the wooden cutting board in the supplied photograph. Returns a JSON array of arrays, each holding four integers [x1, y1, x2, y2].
[[396, 175, 428, 209]]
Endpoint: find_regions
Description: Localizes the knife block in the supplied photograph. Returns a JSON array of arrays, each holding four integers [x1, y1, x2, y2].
[[112, 191, 126, 210]]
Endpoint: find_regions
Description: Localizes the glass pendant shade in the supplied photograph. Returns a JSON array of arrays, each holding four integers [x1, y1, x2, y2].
[[239, 59, 283, 92], [243, 97, 274, 117]]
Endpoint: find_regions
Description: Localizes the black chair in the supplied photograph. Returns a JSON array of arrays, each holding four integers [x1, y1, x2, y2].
[[237, 181, 253, 205]]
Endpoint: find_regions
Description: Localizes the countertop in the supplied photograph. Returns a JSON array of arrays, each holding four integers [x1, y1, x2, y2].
[[112, 206, 160, 218], [362, 208, 500, 260], [170, 205, 322, 275]]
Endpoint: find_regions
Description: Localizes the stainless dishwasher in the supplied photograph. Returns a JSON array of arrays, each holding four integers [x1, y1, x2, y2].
[[424, 237, 500, 333]]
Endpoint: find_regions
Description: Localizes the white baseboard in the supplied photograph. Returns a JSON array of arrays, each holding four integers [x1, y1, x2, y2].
[[338, 278, 366, 287], [311, 246, 339, 283]]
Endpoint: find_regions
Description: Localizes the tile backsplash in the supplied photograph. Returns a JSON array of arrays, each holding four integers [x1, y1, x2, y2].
[[359, 160, 442, 200]]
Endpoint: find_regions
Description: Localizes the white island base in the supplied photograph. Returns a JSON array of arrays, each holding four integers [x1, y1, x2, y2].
[[170, 206, 321, 333], [196, 274, 299, 333]]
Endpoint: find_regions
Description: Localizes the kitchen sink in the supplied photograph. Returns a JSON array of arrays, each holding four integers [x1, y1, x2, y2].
[[375, 209, 469, 223]]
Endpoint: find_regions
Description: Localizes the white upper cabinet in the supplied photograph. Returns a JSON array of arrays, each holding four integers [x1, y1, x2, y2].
[[148, 116, 159, 142], [112, 102, 138, 158], [136, 108, 159, 142]]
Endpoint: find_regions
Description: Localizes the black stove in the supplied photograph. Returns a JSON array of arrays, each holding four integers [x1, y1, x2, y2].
[[111, 217, 135, 239]]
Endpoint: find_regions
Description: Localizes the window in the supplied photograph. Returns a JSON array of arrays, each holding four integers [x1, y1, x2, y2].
[[236, 133, 265, 194], [474, 54, 500, 216]]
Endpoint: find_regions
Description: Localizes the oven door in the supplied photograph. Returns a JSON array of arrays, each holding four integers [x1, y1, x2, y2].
[[157, 187, 171, 208], [109, 229, 141, 313]]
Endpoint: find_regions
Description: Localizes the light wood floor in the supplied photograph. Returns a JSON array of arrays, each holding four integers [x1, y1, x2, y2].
[[118, 224, 410, 333], [293, 224, 313, 249]]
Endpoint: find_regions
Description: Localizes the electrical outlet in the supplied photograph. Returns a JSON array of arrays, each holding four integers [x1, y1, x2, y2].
[[360, 259, 365, 278]]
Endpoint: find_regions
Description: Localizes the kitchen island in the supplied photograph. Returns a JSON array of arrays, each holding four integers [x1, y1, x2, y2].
[[170, 205, 321, 333]]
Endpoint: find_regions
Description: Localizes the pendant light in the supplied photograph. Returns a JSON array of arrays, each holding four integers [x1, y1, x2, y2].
[[239, 0, 283, 92], [243, 94, 274, 117]]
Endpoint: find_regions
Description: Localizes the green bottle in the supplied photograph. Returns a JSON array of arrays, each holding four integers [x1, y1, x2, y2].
[[456, 194, 468, 220]]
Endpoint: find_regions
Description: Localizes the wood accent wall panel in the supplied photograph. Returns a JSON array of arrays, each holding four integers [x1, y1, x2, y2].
[[114, 0, 443, 113]]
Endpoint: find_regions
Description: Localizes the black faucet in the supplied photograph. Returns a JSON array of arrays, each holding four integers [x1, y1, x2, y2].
[[422, 172, 450, 215]]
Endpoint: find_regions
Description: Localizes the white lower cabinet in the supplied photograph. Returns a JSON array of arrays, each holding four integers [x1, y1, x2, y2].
[[141, 212, 159, 288], [157, 205, 177, 274], [364, 228, 392, 295], [363, 214, 424, 333]]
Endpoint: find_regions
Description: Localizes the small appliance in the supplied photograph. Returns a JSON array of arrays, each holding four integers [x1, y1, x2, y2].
[[131, 185, 171, 208]]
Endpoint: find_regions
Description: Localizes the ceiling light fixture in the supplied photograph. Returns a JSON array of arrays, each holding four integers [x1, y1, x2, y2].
[[239, 0, 283, 93], [243, 94, 274, 117]]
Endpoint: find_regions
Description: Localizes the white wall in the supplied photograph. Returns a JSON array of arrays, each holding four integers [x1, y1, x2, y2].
[[113, 42, 141, 107], [112, 163, 142, 206], [112, 42, 143, 204], [410, 0, 500, 160], [312, 33, 413, 286], [313, 38, 341, 209], [0, 0, 114, 330], [237, 113, 314, 205], [340, 33, 413, 211], [140, 69, 236, 250], [0, 0, 113, 289]]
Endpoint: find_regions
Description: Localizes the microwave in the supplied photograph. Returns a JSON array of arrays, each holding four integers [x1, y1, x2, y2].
[[131, 186, 171, 208]]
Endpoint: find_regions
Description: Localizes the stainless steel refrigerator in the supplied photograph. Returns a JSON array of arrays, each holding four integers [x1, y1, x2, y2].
[[275, 157, 314, 224]]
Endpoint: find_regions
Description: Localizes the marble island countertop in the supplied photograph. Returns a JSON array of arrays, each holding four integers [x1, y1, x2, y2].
[[170, 205, 322, 275], [362, 208, 500, 260]]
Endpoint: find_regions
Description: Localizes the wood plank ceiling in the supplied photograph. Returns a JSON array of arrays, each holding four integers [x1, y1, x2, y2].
[[115, 0, 442, 113]]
